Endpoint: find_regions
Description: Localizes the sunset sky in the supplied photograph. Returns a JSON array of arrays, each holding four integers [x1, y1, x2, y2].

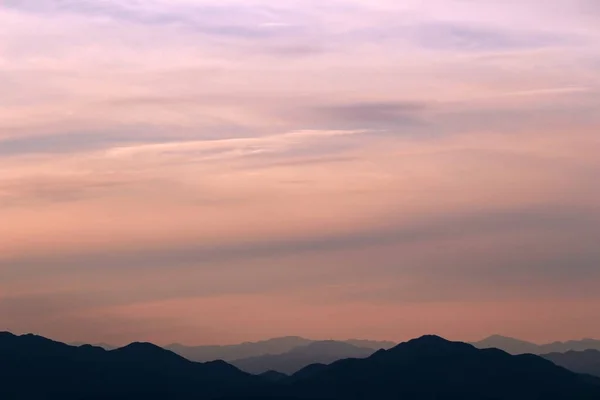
[[1, 0, 599, 346]]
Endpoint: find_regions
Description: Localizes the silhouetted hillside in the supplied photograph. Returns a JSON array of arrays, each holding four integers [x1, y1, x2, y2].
[[473, 335, 600, 355], [2, 332, 600, 400], [543, 350, 600, 377], [70, 341, 115, 350], [259, 370, 289, 382], [286, 335, 600, 400], [232, 341, 374, 374], [0, 331, 263, 400]]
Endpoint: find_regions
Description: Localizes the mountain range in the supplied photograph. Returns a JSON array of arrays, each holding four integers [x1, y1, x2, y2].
[[230, 340, 376, 374], [3, 331, 600, 399], [472, 335, 600, 355], [165, 336, 394, 362], [80, 334, 600, 363], [66, 334, 600, 378], [283, 335, 600, 400]]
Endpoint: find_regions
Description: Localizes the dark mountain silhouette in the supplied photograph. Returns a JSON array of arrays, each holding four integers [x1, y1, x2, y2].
[[288, 362, 329, 381], [285, 335, 600, 400], [70, 341, 115, 350], [543, 350, 600, 377], [2, 331, 600, 400], [166, 337, 393, 362], [259, 370, 290, 382], [473, 334, 600, 355], [232, 340, 375, 374], [0, 331, 264, 400]]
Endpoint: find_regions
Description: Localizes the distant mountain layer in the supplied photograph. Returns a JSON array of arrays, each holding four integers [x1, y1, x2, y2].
[[472, 335, 600, 355], [231, 340, 375, 374], [2, 331, 600, 400], [543, 350, 600, 377], [165, 336, 313, 362], [165, 336, 394, 362]]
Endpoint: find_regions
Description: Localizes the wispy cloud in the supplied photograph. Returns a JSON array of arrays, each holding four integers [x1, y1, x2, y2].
[[410, 22, 566, 52], [105, 129, 365, 160], [0, 130, 182, 156]]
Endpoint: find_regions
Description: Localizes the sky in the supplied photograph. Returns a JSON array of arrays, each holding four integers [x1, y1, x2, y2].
[[1, 0, 599, 346]]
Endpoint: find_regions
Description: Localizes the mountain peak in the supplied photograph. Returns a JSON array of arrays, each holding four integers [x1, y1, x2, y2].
[[410, 334, 448, 343], [118, 341, 163, 351], [400, 335, 460, 349], [487, 334, 511, 340], [380, 335, 476, 359], [112, 341, 189, 364], [260, 370, 289, 382], [0, 331, 16, 342], [0, 332, 70, 352]]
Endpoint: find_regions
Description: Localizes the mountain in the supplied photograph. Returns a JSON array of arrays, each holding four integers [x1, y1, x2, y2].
[[231, 340, 375, 374], [3, 331, 600, 400], [166, 337, 394, 362], [345, 339, 395, 349], [543, 350, 600, 377], [259, 370, 289, 382], [70, 341, 115, 350], [540, 339, 600, 353], [473, 335, 600, 355], [285, 335, 600, 400], [0, 331, 264, 400], [471, 335, 542, 354], [166, 336, 314, 362]]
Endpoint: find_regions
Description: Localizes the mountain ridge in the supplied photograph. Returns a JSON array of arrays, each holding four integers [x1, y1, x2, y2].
[[231, 340, 376, 374], [286, 335, 600, 400], [4, 331, 600, 399], [472, 335, 600, 355], [543, 349, 600, 378], [166, 336, 394, 362]]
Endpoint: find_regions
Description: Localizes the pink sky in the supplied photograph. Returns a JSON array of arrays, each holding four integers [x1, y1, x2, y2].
[[1, 0, 600, 345]]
